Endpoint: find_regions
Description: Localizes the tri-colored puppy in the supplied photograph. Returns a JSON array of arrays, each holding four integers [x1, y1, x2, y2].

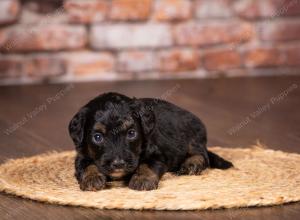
[[69, 92, 233, 191]]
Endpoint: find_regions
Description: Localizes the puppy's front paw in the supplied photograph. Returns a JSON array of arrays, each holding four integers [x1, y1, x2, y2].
[[79, 166, 106, 191], [128, 174, 159, 191]]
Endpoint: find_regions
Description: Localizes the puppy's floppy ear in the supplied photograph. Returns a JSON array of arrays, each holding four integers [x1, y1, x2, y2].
[[130, 98, 155, 136], [68, 107, 89, 149]]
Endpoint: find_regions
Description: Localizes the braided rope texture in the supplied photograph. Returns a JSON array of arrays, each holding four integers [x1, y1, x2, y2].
[[0, 146, 299, 210]]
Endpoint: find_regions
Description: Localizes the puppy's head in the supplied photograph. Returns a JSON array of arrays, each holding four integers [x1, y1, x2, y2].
[[68, 92, 155, 179]]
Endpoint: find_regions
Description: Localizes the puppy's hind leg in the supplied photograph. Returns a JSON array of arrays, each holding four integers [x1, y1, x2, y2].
[[178, 150, 233, 175], [178, 154, 208, 175], [178, 137, 209, 175]]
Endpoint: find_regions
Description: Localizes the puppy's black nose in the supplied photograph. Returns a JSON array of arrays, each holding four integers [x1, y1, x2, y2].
[[111, 159, 125, 169]]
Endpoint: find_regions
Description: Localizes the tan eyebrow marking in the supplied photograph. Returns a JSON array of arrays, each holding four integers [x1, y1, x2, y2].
[[94, 122, 106, 133], [121, 119, 134, 131]]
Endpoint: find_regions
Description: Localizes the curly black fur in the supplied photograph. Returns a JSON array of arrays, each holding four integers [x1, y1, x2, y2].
[[69, 92, 233, 191]]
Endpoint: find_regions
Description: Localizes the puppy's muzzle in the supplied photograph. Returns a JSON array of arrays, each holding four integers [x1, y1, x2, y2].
[[110, 159, 127, 179], [111, 159, 125, 169]]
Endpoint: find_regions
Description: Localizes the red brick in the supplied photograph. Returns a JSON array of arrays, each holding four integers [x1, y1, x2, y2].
[[203, 49, 241, 71], [153, 0, 192, 21], [196, 0, 233, 18], [0, 25, 87, 52], [260, 20, 300, 42], [109, 0, 152, 21], [24, 55, 66, 77], [90, 24, 172, 49], [0, 0, 20, 25], [158, 49, 200, 72], [0, 31, 7, 47], [0, 54, 66, 78], [64, 0, 108, 23], [0, 56, 22, 78], [284, 46, 300, 66], [234, 0, 300, 19], [117, 51, 157, 72], [174, 22, 254, 46], [244, 47, 285, 68], [61, 51, 115, 75]]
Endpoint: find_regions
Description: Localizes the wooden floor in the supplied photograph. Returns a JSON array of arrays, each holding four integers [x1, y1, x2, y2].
[[0, 75, 299, 220]]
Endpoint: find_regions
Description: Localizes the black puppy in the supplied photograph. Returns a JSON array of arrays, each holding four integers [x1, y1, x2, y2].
[[69, 92, 233, 191]]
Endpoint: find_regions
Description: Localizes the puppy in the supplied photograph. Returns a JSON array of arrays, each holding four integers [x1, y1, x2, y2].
[[69, 92, 233, 191]]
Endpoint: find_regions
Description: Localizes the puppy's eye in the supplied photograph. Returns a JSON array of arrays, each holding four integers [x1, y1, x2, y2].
[[127, 129, 137, 139], [93, 133, 103, 144]]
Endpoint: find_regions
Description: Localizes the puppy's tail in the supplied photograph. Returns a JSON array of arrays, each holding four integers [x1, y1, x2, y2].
[[208, 150, 233, 169]]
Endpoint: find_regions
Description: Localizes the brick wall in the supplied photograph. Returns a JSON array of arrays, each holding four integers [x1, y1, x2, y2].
[[0, 0, 300, 85]]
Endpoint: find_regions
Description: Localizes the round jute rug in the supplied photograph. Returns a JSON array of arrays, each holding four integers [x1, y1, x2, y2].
[[0, 146, 299, 210]]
